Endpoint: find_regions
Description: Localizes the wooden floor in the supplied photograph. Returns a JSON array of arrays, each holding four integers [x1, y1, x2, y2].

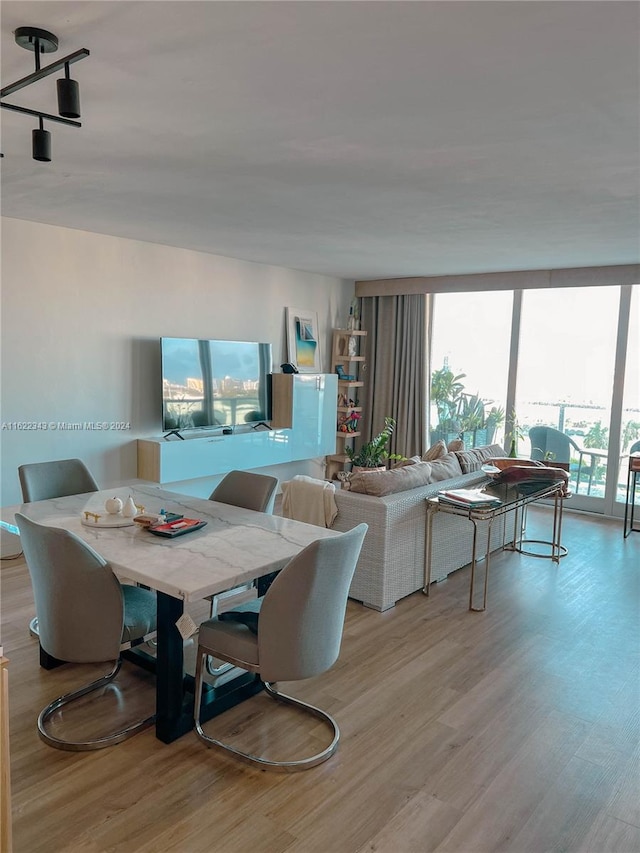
[[1, 507, 639, 853]]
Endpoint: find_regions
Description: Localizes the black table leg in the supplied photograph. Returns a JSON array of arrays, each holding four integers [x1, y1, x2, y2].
[[152, 592, 262, 744]]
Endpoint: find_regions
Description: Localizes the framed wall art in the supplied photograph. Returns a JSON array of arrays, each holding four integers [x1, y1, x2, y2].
[[285, 308, 321, 373]]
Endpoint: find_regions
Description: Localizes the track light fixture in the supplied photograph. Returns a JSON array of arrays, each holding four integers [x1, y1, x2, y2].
[[1, 26, 90, 162]]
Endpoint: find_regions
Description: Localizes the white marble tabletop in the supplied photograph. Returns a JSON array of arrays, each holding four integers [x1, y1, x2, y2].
[[2, 484, 337, 602]]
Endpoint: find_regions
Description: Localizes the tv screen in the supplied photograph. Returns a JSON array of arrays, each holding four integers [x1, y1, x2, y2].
[[161, 337, 272, 433]]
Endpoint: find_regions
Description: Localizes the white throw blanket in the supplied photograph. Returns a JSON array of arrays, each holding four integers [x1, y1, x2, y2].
[[281, 475, 338, 528]]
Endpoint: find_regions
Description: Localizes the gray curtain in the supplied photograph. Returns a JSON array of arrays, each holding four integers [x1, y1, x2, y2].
[[359, 294, 427, 459]]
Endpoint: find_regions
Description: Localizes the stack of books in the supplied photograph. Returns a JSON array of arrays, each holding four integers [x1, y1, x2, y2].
[[437, 488, 502, 509]]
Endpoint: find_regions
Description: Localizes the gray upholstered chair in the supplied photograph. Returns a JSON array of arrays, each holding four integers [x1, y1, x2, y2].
[[15, 513, 157, 751], [18, 458, 99, 638], [208, 470, 278, 515], [206, 470, 279, 675], [193, 523, 368, 770], [19, 457, 99, 503]]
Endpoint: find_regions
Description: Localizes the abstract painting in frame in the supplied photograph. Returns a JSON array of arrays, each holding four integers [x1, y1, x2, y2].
[[285, 308, 321, 373]]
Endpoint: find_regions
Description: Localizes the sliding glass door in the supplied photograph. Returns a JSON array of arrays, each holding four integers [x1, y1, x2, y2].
[[515, 286, 619, 511], [429, 284, 638, 516]]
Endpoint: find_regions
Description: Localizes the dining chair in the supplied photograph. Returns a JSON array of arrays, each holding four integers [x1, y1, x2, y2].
[[193, 523, 368, 770], [206, 470, 279, 676], [18, 458, 99, 638], [208, 470, 278, 515], [15, 513, 157, 751], [18, 457, 99, 503]]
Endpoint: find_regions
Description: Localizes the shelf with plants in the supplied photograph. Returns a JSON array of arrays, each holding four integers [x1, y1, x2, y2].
[[327, 328, 367, 480]]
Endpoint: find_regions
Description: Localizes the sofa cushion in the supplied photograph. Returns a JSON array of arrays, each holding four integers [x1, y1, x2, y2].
[[422, 439, 447, 461], [349, 452, 463, 496], [454, 444, 505, 473], [426, 452, 465, 481], [393, 455, 422, 468]]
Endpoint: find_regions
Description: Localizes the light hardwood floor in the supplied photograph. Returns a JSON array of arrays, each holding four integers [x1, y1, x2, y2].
[[1, 507, 639, 853]]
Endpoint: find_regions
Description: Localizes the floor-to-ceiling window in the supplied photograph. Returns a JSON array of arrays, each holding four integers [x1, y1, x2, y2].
[[429, 284, 638, 516], [429, 291, 512, 450]]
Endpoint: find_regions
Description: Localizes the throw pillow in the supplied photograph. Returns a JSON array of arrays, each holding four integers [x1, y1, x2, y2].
[[447, 439, 464, 452], [422, 439, 447, 461], [454, 444, 505, 473], [349, 461, 436, 496], [393, 455, 421, 468], [426, 452, 464, 481]]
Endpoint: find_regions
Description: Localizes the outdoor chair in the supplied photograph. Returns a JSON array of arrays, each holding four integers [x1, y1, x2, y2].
[[529, 426, 603, 495]]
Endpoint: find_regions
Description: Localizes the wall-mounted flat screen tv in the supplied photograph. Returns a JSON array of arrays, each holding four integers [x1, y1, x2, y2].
[[161, 337, 272, 434]]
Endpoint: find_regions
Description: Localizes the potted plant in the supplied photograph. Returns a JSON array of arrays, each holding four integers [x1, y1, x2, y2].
[[346, 416, 406, 471]]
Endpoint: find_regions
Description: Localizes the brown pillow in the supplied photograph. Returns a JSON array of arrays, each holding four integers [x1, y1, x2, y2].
[[349, 462, 436, 496], [422, 440, 447, 461], [426, 452, 464, 481], [447, 439, 464, 452], [454, 444, 505, 473], [393, 455, 421, 468]]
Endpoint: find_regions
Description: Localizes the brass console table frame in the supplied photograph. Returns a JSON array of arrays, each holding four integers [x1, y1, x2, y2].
[[423, 479, 567, 612]]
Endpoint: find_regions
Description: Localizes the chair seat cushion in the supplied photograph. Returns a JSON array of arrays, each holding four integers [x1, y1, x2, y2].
[[121, 584, 157, 644], [198, 616, 260, 667], [218, 597, 263, 634]]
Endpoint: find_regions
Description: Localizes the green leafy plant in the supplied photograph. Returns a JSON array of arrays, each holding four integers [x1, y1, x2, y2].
[[430, 367, 466, 431], [457, 393, 485, 431], [506, 409, 525, 457], [346, 416, 406, 468]]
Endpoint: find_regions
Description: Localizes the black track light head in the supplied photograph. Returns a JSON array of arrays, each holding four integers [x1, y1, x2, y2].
[[32, 126, 51, 162], [57, 76, 80, 119]]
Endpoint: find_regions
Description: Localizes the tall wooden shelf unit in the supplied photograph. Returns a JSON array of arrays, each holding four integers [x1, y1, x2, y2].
[[326, 329, 367, 480]]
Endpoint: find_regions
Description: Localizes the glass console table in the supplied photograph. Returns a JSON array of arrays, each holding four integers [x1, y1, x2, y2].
[[423, 478, 568, 612]]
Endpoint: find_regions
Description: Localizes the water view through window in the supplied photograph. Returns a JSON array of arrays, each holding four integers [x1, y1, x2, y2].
[[430, 285, 639, 511]]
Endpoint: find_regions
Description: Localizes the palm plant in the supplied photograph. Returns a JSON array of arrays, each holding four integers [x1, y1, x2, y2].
[[430, 367, 466, 430]]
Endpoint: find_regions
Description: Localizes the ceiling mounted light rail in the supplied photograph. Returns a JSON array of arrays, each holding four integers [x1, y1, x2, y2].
[[1, 26, 90, 162]]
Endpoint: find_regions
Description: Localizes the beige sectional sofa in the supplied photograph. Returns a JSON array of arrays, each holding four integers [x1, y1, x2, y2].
[[331, 444, 509, 611]]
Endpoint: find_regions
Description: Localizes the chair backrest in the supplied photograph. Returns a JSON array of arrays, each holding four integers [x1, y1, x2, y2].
[[209, 470, 278, 514], [529, 426, 573, 463], [15, 513, 124, 663], [18, 458, 99, 503], [257, 523, 368, 683]]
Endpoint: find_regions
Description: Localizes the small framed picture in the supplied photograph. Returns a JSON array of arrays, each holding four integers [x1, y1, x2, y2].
[[285, 308, 321, 373]]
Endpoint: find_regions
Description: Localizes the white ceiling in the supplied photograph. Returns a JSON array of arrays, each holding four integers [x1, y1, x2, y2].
[[1, 1, 638, 280]]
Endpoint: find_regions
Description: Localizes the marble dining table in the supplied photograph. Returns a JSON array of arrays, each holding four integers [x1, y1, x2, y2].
[[2, 482, 338, 743]]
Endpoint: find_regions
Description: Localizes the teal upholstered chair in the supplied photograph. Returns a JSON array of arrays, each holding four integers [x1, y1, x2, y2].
[[193, 523, 367, 770], [529, 426, 603, 495], [16, 513, 157, 751]]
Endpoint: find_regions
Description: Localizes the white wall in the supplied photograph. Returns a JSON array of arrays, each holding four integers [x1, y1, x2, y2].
[[0, 218, 353, 506]]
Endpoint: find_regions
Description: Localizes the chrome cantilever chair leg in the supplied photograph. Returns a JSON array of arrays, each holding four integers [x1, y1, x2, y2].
[[205, 584, 254, 679], [38, 658, 156, 751], [29, 616, 39, 638], [38, 626, 158, 751], [193, 648, 340, 771]]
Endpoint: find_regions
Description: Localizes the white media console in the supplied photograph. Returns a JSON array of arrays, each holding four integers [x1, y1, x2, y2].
[[137, 373, 338, 483]]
